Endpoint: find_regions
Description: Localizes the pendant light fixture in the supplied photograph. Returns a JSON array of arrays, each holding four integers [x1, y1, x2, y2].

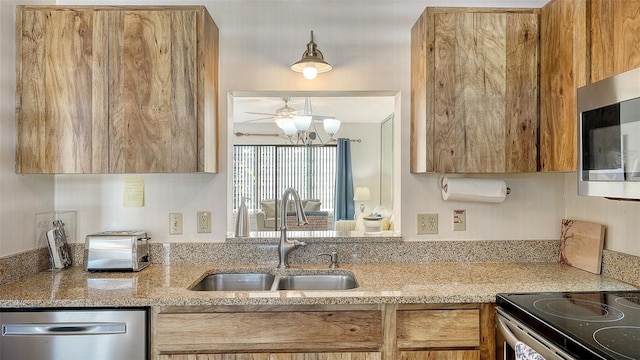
[[291, 31, 332, 80], [281, 97, 341, 145]]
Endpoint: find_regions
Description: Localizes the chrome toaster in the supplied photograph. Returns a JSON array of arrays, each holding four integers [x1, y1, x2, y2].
[[84, 231, 150, 272]]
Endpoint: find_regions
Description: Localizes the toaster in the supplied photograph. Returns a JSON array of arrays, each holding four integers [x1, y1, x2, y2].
[[84, 231, 150, 272]]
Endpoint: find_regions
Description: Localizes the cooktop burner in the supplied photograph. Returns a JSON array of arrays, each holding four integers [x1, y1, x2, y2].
[[533, 297, 625, 322], [593, 326, 640, 359], [497, 290, 640, 360], [617, 295, 640, 310]]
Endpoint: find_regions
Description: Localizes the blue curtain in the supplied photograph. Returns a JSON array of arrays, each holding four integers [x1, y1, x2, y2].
[[334, 138, 354, 221]]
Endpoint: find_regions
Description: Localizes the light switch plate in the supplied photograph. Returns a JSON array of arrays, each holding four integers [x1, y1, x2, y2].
[[417, 213, 438, 235], [169, 213, 183, 235]]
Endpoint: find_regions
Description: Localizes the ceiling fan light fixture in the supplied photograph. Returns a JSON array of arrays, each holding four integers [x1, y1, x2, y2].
[[291, 31, 332, 80], [274, 115, 287, 129]]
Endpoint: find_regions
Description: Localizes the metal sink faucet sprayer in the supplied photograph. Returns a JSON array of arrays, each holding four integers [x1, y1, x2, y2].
[[278, 188, 308, 268]]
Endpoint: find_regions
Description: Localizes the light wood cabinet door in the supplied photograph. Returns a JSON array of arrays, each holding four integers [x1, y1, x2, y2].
[[15, 6, 218, 174], [159, 352, 381, 360], [154, 309, 382, 355], [411, 8, 538, 174], [590, 0, 640, 83], [396, 309, 480, 349], [398, 350, 479, 360], [539, 0, 588, 172], [16, 8, 109, 173]]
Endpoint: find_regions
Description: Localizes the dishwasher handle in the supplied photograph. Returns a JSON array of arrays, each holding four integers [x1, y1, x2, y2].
[[3, 322, 127, 336]]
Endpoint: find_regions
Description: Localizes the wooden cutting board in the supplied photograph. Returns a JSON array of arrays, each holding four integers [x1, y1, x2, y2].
[[559, 219, 606, 274]]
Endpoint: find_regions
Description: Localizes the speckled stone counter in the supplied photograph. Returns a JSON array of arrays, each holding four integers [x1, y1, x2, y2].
[[0, 262, 635, 308]]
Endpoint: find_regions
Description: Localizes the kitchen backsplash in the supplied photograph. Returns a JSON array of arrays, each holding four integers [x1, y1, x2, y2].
[[1, 239, 637, 287]]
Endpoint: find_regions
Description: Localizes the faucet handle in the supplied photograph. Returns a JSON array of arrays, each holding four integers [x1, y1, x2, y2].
[[318, 251, 339, 268]]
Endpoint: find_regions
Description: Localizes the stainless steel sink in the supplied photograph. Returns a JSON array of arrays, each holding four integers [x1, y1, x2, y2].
[[191, 273, 275, 291], [276, 274, 358, 290], [190, 272, 358, 291]]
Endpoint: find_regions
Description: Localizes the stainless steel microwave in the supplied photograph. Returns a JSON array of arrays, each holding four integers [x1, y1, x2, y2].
[[577, 67, 640, 200]]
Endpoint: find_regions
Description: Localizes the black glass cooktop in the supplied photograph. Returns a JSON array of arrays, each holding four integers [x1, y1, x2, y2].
[[497, 291, 640, 360]]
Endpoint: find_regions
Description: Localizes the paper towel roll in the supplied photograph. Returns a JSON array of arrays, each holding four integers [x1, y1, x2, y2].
[[441, 177, 508, 203]]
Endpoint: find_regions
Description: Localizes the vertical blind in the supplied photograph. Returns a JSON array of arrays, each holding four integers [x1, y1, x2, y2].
[[233, 145, 337, 211]]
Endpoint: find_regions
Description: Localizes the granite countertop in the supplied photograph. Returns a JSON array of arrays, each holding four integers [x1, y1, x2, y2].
[[0, 262, 635, 308]]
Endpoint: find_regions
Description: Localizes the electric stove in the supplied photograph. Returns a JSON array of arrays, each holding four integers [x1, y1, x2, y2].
[[497, 291, 640, 359]]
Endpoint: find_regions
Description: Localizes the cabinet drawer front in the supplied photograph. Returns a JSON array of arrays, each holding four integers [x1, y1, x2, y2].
[[156, 311, 382, 353], [396, 310, 479, 349], [399, 350, 479, 360]]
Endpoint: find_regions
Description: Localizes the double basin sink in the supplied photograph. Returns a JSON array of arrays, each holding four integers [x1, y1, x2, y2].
[[191, 272, 358, 291]]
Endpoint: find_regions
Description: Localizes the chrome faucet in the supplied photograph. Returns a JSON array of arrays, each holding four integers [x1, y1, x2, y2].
[[278, 188, 308, 268]]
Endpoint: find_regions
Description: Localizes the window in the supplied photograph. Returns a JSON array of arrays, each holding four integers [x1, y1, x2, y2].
[[233, 145, 337, 212]]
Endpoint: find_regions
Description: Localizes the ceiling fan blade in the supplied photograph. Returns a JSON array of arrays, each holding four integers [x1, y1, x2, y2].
[[241, 117, 273, 122], [246, 111, 277, 116]]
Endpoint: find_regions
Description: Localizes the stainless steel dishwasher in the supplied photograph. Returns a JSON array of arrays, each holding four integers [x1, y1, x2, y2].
[[0, 307, 149, 360]]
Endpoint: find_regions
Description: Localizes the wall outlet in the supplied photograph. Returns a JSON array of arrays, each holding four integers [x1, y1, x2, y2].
[[169, 213, 183, 235], [453, 209, 466, 231], [417, 213, 438, 235], [197, 211, 211, 233]]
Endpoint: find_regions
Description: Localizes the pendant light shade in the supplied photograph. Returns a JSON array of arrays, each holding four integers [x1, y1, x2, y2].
[[281, 120, 298, 136], [291, 31, 332, 80], [293, 115, 312, 132], [323, 118, 341, 137]]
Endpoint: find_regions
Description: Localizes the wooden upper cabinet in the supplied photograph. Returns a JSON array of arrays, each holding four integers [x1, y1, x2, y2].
[[16, 8, 107, 173], [539, 0, 588, 172], [590, 0, 640, 83], [16, 6, 219, 174], [539, 0, 640, 172], [411, 8, 539, 174]]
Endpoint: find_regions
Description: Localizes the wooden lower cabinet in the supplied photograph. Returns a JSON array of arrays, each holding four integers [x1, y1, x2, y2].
[[399, 351, 479, 360], [159, 353, 381, 360], [152, 304, 494, 360]]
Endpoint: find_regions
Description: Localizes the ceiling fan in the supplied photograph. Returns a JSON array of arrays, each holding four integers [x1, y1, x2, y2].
[[241, 97, 340, 145], [244, 97, 298, 129]]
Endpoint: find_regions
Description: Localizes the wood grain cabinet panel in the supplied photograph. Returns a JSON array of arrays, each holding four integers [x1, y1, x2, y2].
[[16, 8, 109, 173], [539, 0, 588, 172], [411, 8, 539, 174], [155, 310, 383, 354], [396, 309, 480, 349], [398, 351, 479, 360], [159, 353, 381, 360], [590, 0, 640, 83], [16, 6, 218, 174]]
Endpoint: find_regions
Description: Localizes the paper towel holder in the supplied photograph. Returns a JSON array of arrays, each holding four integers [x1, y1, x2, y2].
[[440, 176, 512, 195]]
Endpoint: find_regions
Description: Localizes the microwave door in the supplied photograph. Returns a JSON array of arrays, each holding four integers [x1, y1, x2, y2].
[[581, 103, 624, 181], [620, 97, 640, 180]]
